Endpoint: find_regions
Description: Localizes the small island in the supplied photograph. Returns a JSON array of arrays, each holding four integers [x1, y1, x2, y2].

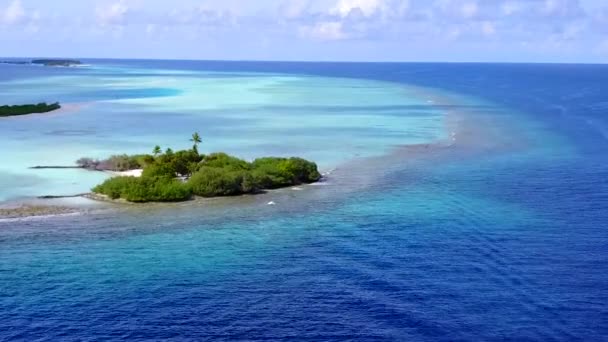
[[84, 133, 321, 203], [0, 102, 61, 117], [0, 60, 29, 65], [1, 59, 82, 67], [31, 59, 82, 67]]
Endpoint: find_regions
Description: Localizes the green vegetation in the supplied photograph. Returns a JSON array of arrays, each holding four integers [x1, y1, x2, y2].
[[0, 102, 61, 117], [77, 154, 155, 171], [93, 176, 192, 203], [1, 59, 82, 67], [91, 132, 321, 203], [153, 145, 162, 157], [31, 59, 82, 67], [190, 132, 202, 154]]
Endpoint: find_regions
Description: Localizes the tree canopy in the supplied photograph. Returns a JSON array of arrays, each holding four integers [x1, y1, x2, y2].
[[92, 138, 321, 203]]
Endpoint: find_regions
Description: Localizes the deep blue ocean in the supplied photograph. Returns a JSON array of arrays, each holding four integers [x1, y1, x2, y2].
[[1, 61, 607, 341]]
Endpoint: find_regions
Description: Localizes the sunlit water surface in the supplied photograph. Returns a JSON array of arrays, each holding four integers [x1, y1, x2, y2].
[[0, 61, 607, 341]]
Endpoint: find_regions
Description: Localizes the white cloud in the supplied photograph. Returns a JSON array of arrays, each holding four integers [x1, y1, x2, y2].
[[556, 22, 585, 41], [460, 2, 478, 19], [432, 0, 479, 20], [1, 0, 42, 34], [397, 0, 411, 16], [280, 0, 310, 19], [25, 22, 39, 34], [327, 0, 411, 19], [96, 0, 129, 26], [294, 0, 411, 41], [481, 21, 496, 36], [543, 0, 559, 14], [597, 39, 608, 55], [1, 0, 25, 25], [0, 0, 596, 60], [146, 23, 156, 34], [433, 0, 451, 12], [501, 1, 522, 16], [331, 0, 387, 17], [446, 27, 461, 40], [167, 6, 234, 27], [300, 21, 348, 40], [540, 0, 584, 18]]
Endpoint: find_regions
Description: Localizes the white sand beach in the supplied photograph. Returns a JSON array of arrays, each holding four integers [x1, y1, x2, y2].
[[107, 169, 143, 177]]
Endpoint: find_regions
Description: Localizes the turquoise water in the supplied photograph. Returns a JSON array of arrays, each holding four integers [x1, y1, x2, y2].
[[0, 61, 607, 340], [0, 63, 444, 201]]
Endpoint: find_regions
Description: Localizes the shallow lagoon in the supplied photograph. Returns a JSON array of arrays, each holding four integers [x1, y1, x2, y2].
[[0, 63, 445, 201]]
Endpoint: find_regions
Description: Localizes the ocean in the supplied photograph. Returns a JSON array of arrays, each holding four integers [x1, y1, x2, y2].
[[0, 60, 607, 340]]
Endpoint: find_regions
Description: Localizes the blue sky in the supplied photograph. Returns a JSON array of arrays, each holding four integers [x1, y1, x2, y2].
[[0, 0, 606, 62]]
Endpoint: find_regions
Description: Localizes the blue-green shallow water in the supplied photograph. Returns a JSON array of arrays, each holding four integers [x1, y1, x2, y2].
[[1, 61, 607, 340], [0, 62, 445, 201]]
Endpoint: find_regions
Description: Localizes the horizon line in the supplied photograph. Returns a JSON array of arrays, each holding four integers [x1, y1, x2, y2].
[[1, 56, 606, 66]]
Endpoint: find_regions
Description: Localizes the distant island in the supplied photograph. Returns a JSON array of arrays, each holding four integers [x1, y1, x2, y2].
[[31, 59, 82, 67], [0, 102, 61, 117], [0, 60, 28, 65], [1, 59, 82, 67], [80, 132, 321, 203]]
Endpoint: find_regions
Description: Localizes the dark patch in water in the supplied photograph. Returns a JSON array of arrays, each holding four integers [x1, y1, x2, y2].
[[77, 87, 182, 101], [44, 129, 98, 136]]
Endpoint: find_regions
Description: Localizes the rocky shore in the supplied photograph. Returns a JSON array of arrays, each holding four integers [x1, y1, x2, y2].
[[0, 205, 80, 220]]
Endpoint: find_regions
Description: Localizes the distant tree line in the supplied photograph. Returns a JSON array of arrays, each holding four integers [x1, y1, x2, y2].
[[31, 59, 82, 66], [1, 59, 82, 67], [0, 102, 61, 117]]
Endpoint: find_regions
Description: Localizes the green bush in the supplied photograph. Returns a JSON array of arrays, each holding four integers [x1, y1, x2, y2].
[[251, 157, 321, 187], [188, 167, 246, 197], [93, 176, 191, 202], [240, 172, 260, 193], [173, 150, 203, 176], [281, 157, 322, 183], [91, 146, 321, 202], [92, 176, 140, 200], [141, 162, 177, 179], [134, 154, 156, 168], [199, 153, 251, 171], [250, 166, 291, 188], [156, 149, 202, 176], [186, 156, 320, 197], [252, 157, 293, 187], [124, 177, 191, 203]]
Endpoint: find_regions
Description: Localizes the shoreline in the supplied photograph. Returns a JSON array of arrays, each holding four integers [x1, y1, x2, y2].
[[0, 170, 332, 218]]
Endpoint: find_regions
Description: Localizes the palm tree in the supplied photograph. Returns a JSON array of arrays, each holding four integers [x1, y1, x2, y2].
[[153, 145, 162, 157], [190, 132, 202, 153]]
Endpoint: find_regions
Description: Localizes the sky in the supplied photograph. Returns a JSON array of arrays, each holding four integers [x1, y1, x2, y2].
[[0, 0, 606, 62]]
